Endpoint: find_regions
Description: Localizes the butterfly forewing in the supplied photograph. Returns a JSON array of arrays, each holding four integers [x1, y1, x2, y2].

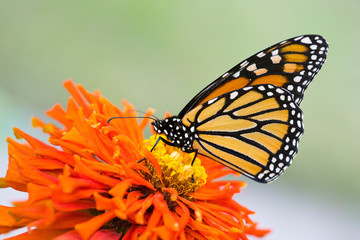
[[179, 35, 328, 118], [183, 84, 304, 183]]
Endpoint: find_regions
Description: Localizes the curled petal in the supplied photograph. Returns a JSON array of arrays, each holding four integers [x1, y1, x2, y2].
[[75, 210, 116, 240], [153, 193, 179, 232]]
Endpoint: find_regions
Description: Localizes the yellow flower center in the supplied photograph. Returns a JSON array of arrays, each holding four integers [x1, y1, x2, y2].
[[142, 135, 207, 197]]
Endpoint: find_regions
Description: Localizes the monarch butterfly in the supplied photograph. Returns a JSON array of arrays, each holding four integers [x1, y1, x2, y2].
[[152, 35, 328, 183]]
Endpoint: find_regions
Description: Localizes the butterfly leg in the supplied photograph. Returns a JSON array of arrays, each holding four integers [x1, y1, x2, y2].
[[138, 136, 173, 163], [150, 136, 163, 152], [138, 158, 146, 163], [187, 149, 199, 183], [191, 149, 198, 166]]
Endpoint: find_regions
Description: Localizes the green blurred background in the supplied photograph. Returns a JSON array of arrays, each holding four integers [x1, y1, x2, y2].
[[1, 1, 359, 239]]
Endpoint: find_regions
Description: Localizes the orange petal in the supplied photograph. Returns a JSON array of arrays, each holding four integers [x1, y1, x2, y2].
[[61, 127, 96, 149], [53, 200, 95, 211], [152, 193, 179, 232], [78, 158, 124, 176], [188, 218, 234, 240], [135, 194, 154, 225], [3, 162, 27, 192], [0, 206, 32, 227], [145, 207, 161, 231], [34, 149, 75, 167], [31, 117, 60, 135], [131, 226, 147, 240], [184, 228, 208, 240], [201, 200, 250, 225], [190, 182, 240, 200], [178, 196, 202, 223], [46, 103, 73, 130], [93, 192, 116, 210], [141, 148, 163, 182], [244, 223, 271, 237], [51, 186, 105, 203], [152, 225, 174, 240], [74, 158, 121, 187], [175, 200, 190, 231], [64, 97, 81, 122], [7, 137, 33, 158], [112, 135, 142, 163], [11, 156, 58, 186], [12, 128, 56, 151], [31, 211, 92, 230], [75, 210, 116, 240], [124, 192, 144, 222], [27, 183, 51, 204], [108, 180, 133, 212], [1, 205, 47, 222], [59, 175, 107, 194], [77, 84, 101, 106], [120, 160, 154, 190], [63, 80, 92, 117]]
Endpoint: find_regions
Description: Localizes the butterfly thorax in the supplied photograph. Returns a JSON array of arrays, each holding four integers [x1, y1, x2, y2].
[[151, 116, 195, 152]]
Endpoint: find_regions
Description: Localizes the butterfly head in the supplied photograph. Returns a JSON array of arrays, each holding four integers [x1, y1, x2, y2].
[[151, 116, 194, 152]]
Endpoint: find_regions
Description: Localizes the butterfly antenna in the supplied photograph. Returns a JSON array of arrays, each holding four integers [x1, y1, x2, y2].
[[134, 109, 160, 121], [133, 109, 149, 115], [107, 116, 158, 125]]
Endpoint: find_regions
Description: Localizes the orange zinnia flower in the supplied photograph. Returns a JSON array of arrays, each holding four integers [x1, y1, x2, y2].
[[0, 80, 270, 240]]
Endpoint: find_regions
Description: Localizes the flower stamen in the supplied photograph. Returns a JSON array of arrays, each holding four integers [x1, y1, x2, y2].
[[141, 135, 207, 199]]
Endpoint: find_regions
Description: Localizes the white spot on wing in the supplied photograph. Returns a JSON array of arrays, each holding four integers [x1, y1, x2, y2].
[[233, 71, 240, 78], [208, 97, 218, 105], [258, 86, 266, 91], [310, 44, 318, 50], [257, 52, 266, 58], [301, 37, 312, 44], [276, 88, 284, 94], [272, 49, 279, 55], [294, 76, 302, 82], [240, 61, 249, 68], [222, 72, 230, 78], [247, 63, 257, 71], [230, 91, 238, 99], [270, 55, 281, 64]]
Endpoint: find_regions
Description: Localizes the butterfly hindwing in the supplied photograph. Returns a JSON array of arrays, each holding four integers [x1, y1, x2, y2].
[[179, 35, 328, 118], [182, 84, 304, 183]]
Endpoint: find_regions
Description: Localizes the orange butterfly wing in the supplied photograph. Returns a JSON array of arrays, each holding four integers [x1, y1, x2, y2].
[[153, 35, 328, 183]]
